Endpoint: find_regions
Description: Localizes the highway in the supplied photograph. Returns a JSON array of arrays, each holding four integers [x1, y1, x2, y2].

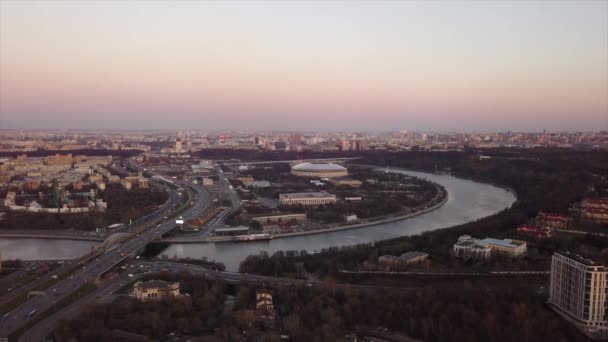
[[1, 159, 232, 341], [208, 165, 241, 229], [0, 177, 212, 340], [0, 178, 182, 313]]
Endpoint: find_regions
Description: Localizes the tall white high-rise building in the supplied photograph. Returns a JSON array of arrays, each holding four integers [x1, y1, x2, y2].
[[549, 251, 608, 339]]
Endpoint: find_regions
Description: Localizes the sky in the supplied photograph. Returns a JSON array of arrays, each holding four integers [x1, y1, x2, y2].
[[0, 1, 607, 132]]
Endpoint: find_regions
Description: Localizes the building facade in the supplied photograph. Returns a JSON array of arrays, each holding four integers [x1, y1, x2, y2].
[[517, 224, 552, 238], [453, 235, 492, 260], [256, 289, 274, 311], [549, 252, 608, 339], [537, 212, 570, 229], [279, 192, 337, 206], [477, 238, 527, 258], [252, 213, 306, 227], [133, 280, 180, 301], [580, 198, 608, 224]]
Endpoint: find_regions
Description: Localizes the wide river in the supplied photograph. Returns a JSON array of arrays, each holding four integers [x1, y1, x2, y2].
[[0, 170, 516, 271]]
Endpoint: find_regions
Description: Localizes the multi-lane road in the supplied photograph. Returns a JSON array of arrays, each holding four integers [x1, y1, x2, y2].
[[209, 165, 242, 229], [0, 178, 213, 340], [0, 159, 234, 341], [0, 179, 181, 312]]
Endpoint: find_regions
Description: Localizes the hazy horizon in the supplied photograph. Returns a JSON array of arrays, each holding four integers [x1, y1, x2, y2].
[[1, 1, 607, 132]]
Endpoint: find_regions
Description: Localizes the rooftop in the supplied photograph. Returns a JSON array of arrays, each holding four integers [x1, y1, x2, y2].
[[478, 238, 525, 248], [215, 226, 250, 232], [292, 162, 346, 172], [134, 280, 178, 290], [279, 192, 335, 199], [556, 251, 599, 266], [401, 251, 429, 259]]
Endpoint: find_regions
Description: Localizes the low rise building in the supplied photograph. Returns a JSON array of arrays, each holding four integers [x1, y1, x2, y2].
[[582, 208, 608, 224], [379, 251, 429, 267], [549, 252, 608, 339], [120, 179, 132, 191], [453, 235, 526, 259], [582, 198, 608, 210], [477, 237, 527, 258], [537, 212, 570, 229], [133, 280, 180, 301], [580, 198, 608, 224], [108, 175, 121, 184], [256, 289, 274, 311], [517, 224, 552, 238], [279, 192, 336, 206], [44, 153, 73, 166], [4, 192, 16, 207], [453, 235, 492, 260], [235, 177, 254, 187], [137, 177, 149, 189], [88, 174, 103, 183], [251, 213, 306, 228], [329, 177, 362, 188]]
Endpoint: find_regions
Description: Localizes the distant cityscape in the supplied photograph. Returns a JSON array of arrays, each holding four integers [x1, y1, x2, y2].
[[1, 129, 607, 154]]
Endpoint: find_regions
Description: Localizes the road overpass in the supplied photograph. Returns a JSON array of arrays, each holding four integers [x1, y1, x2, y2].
[[0, 179, 212, 340]]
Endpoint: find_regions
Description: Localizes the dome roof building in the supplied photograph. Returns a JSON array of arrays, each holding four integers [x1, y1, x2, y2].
[[291, 162, 348, 178]]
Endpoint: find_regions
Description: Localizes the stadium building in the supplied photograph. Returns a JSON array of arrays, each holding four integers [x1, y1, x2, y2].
[[291, 162, 348, 178]]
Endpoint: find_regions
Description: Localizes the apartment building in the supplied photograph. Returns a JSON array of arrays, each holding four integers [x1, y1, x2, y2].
[[549, 252, 608, 339]]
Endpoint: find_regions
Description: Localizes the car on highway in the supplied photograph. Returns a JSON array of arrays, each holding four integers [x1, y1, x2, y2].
[[26, 309, 38, 319]]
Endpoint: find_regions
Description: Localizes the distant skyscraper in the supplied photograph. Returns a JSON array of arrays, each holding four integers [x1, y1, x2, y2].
[[549, 252, 608, 339], [175, 137, 182, 153], [289, 133, 302, 146]]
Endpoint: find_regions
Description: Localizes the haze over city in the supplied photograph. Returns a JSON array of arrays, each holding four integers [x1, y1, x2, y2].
[[1, 1, 607, 132]]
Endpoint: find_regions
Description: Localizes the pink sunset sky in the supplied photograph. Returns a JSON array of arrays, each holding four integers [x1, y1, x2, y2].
[[0, 1, 606, 131]]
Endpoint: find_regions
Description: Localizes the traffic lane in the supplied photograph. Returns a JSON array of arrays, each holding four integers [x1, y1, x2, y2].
[[18, 272, 138, 342], [2, 181, 207, 334]]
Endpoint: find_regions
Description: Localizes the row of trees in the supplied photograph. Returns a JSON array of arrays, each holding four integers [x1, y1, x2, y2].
[[0, 185, 168, 231], [56, 275, 586, 342]]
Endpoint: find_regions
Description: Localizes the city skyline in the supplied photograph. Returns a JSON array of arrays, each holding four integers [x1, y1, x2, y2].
[[1, 1, 607, 132]]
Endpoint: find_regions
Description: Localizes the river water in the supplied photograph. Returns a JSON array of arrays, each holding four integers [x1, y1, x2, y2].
[[161, 170, 516, 270], [0, 170, 516, 271], [0, 238, 99, 261]]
